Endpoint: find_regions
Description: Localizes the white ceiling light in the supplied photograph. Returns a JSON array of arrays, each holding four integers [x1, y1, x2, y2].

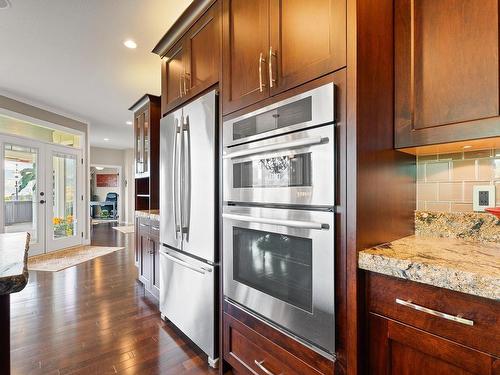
[[95, 166, 104, 171], [0, 0, 11, 10], [126, 121, 132, 125], [123, 40, 137, 49], [103, 138, 110, 142]]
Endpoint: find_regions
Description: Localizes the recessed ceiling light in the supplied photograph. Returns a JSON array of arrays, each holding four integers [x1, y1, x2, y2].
[[463, 145, 472, 149], [104, 138, 110, 142], [123, 40, 137, 49], [126, 121, 132, 125], [0, 0, 11, 10]]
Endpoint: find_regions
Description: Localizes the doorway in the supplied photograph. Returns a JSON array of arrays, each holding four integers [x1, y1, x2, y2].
[[89, 165, 122, 225], [0, 134, 83, 255]]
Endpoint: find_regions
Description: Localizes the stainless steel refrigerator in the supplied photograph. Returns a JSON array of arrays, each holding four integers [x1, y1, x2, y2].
[[159, 90, 218, 367]]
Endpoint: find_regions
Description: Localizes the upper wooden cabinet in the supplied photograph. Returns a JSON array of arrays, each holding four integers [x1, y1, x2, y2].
[[222, 0, 346, 115], [395, 0, 500, 148], [161, 1, 221, 116]]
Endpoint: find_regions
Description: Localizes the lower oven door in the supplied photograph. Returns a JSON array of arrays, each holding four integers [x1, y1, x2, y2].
[[222, 205, 334, 356]]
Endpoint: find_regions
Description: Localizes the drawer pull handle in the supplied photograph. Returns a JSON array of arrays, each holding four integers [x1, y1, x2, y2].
[[254, 360, 280, 375], [395, 299, 474, 326]]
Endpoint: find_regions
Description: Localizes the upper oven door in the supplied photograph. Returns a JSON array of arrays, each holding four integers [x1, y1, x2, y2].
[[223, 83, 334, 148], [223, 124, 334, 207], [222, 205, 335, 356]]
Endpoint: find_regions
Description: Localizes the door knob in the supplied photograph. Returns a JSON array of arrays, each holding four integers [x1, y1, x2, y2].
[[39, 200, 46, 204]]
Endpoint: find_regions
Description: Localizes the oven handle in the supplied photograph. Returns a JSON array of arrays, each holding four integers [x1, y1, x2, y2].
[[222, 213, 329, 230], [222, 136, 326, 159]]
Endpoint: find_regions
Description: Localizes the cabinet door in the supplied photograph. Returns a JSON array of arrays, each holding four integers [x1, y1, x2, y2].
[[134, 111, 144, 177], [149, 236, 160, 298], [269, 0, 345, 95], [368, 314, 497, 375], [184, 1, 221, 100], [134, 217, 139, 267], [222, 0, 270, 115], [395, 0, 500, 147], [138, 224, 151, 287], [162, 40, 186, 113]]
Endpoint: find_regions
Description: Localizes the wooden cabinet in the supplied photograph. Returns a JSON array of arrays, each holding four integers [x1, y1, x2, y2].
[[161, 1, 221, 116], [395, 0, 500, 148], [366, 272, 500, 375], [129, 95, 160, 211], [223, 301, 334, 375], [221, 0, 270, 114], [136, 217, 160, 300], [368, 314, 499, 375], [222, 0, 345, 114]]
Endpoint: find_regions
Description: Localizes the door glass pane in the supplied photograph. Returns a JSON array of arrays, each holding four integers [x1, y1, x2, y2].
[[3, 144, 38, 243], [233, 153, 312, 188], [233, 227, 313, 312], [143, 112, 149, 173], [135, 117, 141, 173], [52, 153, 77, 239], [232, 97, 312, 141]]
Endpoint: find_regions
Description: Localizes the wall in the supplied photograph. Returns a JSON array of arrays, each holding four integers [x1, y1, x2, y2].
[[417, 148, 500, 212], [90, 147, 135, 224]]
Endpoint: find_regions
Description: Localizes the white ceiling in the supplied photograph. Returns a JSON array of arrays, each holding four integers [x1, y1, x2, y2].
[[0, 0, 192, 149]]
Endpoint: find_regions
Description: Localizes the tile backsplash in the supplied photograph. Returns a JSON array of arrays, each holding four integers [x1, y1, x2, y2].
[[417, 148, 500, 212]]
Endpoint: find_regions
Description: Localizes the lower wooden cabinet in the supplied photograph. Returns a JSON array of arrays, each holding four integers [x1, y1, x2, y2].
[[365, 273, 500, 375], [223, 302, 334, 375], [135, 217, 160, 300]]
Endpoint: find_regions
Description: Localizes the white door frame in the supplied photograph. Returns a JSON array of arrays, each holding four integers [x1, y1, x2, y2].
[[0, 134, 84, 255]]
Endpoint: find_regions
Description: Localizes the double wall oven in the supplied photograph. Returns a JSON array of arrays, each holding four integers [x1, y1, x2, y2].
[[222, 83, 336, 358]]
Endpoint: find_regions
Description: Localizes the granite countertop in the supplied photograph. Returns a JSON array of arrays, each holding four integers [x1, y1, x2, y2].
[[0, 232, 30, 296], [358, 235, 500, 300], [135, 209, 160, 220]]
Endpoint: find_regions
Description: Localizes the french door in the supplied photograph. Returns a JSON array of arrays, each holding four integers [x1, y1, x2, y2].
[[0, 135, 83, 255]]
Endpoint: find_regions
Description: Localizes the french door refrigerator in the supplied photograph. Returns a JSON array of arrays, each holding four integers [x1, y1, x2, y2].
[[159, 90, 218, 367]]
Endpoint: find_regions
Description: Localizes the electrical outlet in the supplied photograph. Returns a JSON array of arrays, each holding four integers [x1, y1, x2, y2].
[[473, 185, 495, 212]]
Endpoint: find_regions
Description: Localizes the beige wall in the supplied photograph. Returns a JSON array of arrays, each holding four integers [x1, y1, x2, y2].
[[417, 148, 500, 212], [90, 147, 135, 224]]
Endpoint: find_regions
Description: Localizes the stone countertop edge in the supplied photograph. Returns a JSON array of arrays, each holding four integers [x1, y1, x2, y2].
[[135, 210, 160, 220], [0, 232, 30, 296], [358, 235, 500, 301]]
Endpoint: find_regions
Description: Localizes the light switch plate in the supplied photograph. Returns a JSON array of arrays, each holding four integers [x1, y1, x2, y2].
[[473, 185, 495, 212]]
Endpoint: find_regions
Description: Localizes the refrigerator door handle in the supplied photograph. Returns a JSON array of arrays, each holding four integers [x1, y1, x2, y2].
[[161, 251, 210, 275], [173, 119, 181, 237], [182, 115, 191, 236]]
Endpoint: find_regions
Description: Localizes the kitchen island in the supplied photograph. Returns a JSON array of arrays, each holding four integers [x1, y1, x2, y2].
[[0, 232, 30, 375]]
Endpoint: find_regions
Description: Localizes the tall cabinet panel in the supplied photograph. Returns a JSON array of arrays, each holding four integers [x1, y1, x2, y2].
[[222, 0, 270, 114], [269, 0, 346, 95], [395, 0, 500, 147]]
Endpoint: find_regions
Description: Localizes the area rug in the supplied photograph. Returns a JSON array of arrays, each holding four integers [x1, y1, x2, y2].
[[28, 245, 125, 272], [112, 225, 135, 234], [92, 219, 118, 225]]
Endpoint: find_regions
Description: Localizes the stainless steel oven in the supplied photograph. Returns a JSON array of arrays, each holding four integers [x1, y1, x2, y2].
[[223, 205, 335, 357], [222, 83, 336, 358], [223, 125, 334, 206]]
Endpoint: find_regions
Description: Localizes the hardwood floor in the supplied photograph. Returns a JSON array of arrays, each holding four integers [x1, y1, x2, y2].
[[10, 223, 218, 375]]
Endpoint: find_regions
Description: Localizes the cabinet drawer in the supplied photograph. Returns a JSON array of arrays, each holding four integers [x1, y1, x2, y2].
[[224, 313, 323, 375], [367, 272, 500, 357]]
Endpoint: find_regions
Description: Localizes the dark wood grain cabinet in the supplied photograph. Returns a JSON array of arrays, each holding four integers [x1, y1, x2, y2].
[[222, 0, 345, 115], [130, 95, 160, 211], [161, 1, 221, 116], [136, 217, 160, 300], [395, 0, 500, 148], [365, 273, 500, 375], [224, 301, 334, 375]]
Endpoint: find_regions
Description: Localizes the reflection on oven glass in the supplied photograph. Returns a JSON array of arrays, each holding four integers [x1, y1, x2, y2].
[[233, 152, 312, 189], [233, 227, 313, 312]]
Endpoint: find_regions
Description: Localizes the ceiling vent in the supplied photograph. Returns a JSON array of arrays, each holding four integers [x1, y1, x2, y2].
[[0, 0, 11, 9]]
